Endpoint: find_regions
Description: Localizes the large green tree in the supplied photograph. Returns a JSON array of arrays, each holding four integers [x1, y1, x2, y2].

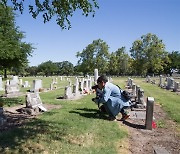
[[168, 51, 180, 73], [55, 61, 74, 76], [38, 60, 58, 76], [2, 0, 99, 29], [130, 33, 170, 76], [76, 39, 110, 75], [0, 3, 33, 78]]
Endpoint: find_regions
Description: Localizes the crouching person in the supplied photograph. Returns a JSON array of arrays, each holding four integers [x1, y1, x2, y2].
[[92, 75, 130, 121]]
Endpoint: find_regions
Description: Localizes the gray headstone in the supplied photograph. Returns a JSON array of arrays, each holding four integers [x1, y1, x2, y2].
[[145, 97, 154, 130]]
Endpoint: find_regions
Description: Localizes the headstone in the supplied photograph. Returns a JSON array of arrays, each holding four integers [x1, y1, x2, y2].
[[173, 81, 179, 92], [138, 89, 146, 106], [132, 83, 136, 97], [166, 77, 174, 90], [135, 85, 140, 102], [94, 69, 98, 83], [19, 79, 23, 86], [32, 79, 42, 92], [26, 92, 47, 111], [12, 76, 19, 84], [5, 80, 20, 94], [23, 81, 30, 88], [64, 86, 74, 99], [159, 75, 163, 87], [145, 97, 154, 130], [0, 77, 3, 91]]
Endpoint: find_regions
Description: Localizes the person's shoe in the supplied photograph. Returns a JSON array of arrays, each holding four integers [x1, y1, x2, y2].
[[108, 116, 117, 121], [120, 114, 130, 121]]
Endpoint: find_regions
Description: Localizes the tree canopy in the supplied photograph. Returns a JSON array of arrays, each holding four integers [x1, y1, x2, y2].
[[0, 3, 33, 78], [76, 39, 109, 75], [130, 33, 170, 76], [2, 0, 99, 29]]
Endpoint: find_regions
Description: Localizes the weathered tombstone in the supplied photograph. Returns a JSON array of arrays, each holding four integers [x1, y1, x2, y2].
[[50, 83, 53, 90], [135, 85, 140, 102], [132, 83, 136, 97], [19, 79, 23, 86], [138, 89, 146, 106], [166, 77, 174, 90], [32, 79, 42, 92], [145, 97, 154, 130], [12, 76, 19, 84], [64, 86, 74, 99], [94, 69, 98, 83], [159, 75, 163, 87], [173, 81, 179, 92], [26, 92, 47, 112], [5, 79, 20, 95], [24, 81, 30, 88]]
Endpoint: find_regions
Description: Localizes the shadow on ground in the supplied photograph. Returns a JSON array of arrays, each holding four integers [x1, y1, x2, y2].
[[69, 107, 109, 120]]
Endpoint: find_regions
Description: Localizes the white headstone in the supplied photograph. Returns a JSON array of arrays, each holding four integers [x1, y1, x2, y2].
[[94, 69, 98, 83], [0, 77, 3, 91], [32, 79, 42, 92]]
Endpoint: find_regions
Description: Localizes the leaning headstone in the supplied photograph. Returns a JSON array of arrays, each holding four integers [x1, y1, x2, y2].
[[26, 92, 47, 113], [145, 97, 154, 130]]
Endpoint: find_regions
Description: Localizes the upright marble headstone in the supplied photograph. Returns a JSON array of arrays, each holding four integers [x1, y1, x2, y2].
[[145, 97, 154, 130], [12, 76, 19, 84], [64, 86, 74, 99], [94, 69, 98, 83], [159, 75, 163, 87], [32, 79, 42, 92], [0, 77, 3, 91], [173, 82, 179, 92]]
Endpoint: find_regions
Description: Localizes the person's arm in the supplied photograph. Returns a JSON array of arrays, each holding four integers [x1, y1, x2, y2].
[[98, 87, 111, 104]]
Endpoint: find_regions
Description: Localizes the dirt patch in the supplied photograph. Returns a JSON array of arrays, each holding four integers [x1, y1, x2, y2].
[[0, 104, 61, 132], [120, 104, 180, 154]]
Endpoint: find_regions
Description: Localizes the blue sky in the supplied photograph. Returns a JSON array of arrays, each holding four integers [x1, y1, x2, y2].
[[15, 0, 180, 66]]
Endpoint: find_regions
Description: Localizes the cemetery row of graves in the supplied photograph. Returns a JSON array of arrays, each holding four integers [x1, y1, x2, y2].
[[0, 69, 180, 153]]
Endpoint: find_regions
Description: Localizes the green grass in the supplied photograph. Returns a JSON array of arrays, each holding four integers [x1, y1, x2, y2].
[[0, 77, 128, 153], [131, 77, 180, 123], [0, 76, 180, 153]]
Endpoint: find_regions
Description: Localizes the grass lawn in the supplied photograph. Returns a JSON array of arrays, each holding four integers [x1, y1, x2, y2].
[[0, 76, 179, 153], [0, 77, 128, 154]]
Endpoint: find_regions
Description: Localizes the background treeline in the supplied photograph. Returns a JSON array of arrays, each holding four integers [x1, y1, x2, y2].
[[0, 4, 180, 78], [10, 36, 180, 77]]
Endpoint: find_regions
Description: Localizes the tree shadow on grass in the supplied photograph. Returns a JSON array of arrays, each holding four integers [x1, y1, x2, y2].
[[0, 117, 67, 153], [69, 107, 108, 120]]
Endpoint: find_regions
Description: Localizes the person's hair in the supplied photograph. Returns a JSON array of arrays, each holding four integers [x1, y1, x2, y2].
[[97, 75, 108, 83]]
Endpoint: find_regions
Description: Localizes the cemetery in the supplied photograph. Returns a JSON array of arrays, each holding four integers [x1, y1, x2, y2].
[[0, 74, 179, 153], [0, 0, 179, 153]]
